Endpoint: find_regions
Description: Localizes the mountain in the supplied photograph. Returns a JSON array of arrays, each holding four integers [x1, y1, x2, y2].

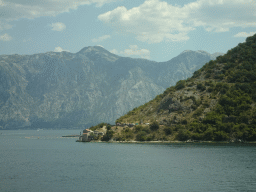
[[114, 34, 256, 142], [0, 46, 223, 129]]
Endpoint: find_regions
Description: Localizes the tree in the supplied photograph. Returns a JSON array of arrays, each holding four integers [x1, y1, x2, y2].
[[197, 83, 206, 91], [101, 130, 114, 141], [150, 121, 159, 131], [176, 129, 190, 141], [163, 126, 173, 135], [107, 124, 112, 131], [175, 80, 186, 90], [136, 131, 147, 141]]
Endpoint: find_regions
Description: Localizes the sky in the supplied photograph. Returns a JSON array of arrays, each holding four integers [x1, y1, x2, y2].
[[0, 0, 256, 62]]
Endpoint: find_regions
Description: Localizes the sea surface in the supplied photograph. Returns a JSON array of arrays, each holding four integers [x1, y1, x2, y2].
[[1, 130, 256, 192]]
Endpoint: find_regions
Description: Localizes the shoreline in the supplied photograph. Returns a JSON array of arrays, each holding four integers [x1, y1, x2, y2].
[[77, 140, 256, 144]]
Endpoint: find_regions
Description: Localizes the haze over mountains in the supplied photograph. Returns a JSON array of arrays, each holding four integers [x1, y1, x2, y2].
[[0, 46, 223, 129]]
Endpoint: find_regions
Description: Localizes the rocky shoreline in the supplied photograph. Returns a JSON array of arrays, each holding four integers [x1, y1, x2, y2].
[[77, 140, 256, 144]]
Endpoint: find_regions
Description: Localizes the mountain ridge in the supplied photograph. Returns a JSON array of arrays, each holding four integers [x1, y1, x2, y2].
[[0, 46, 223, 130]]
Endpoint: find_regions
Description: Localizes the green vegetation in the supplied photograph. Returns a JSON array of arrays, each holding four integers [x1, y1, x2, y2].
[[101, 129, 114, 141], [113, 34, 256, 142], [175, 80, 186, 90], [90, 122, 109, 131], [150, 121, 159, 131], [86, 34, 256, 143]]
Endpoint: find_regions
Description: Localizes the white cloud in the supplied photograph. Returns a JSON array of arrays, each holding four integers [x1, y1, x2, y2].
[[234, 31, 256, 37], [92, 35, 111, 42], [0, 0, 120, 23], [99, 0, 256, 43], [99, 1, 192, 43], [0, 33, 12, 41], [110, 49, 119, 54], [96, 45, 105, 48], [51, 22, 66, 31], [54, 46, 69, 52], [110, 45, 150, 59], [0, 0, 118, 40], [185, 0, 256, 32]]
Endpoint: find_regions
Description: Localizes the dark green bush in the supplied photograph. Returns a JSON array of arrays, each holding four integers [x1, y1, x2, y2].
[[193, 108, 204, 117], [150, 121, 159, 131], [214, 131, 229, 141], [163, 127, 173, 135], [134, 125, 143, 133], [175, 80, 186, 90], [181, 119, 188, 125], [136, 131, 147, 141], [197, 83, 206, 91], [107, 125, 112, 130], [142, 126, 151, 134], [176, 129, 191, 141], [101, 130, 114, 141]]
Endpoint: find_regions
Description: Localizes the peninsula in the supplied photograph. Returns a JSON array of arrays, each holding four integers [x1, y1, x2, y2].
[[79, 34, 256, 143]]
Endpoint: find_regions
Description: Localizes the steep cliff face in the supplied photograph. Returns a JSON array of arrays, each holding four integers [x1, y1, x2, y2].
[[0, 46, 223, 129]]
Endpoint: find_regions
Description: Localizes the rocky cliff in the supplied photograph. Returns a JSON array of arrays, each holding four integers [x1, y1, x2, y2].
[[0, 46, 223, 129]]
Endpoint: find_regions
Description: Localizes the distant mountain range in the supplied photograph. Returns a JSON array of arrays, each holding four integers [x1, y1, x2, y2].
[[0, 46, 223, 129]]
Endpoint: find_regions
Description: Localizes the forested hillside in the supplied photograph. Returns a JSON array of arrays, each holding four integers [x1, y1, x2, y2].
[[114, 34, 256, 142]]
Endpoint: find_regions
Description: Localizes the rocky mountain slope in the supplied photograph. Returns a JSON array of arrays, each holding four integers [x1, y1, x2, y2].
[[0, 46, 222, 129], [115, 34, 256, 142]]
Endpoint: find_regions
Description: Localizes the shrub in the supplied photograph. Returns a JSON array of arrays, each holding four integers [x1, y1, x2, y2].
[[181, 119, 188, 125], [188, 82, 195, 87], [216, 74, 225, 80], [203, 112, 223, 124], [190, 96, 196, 101], [193, 108, 204, 117], [174, 124, 183, 132], [125, 132, 134, 140], [191, 133, 203, 140], [193, 70, 201, 78], [136, 131, 147, 141], [197, 83, 206, 91], [176, 129, 191, 141], [106, 125, 112, 130], [150, 121, 159, 131], [99, 122, 105, 128], [203, 102, 210, 108], [163, 127, 173, 135], [101, 130, 114, 141], [175, 80, 186, 90], [146, 136, 153, 141], [134, 125, 143, 133], [142, 126, 151, 134], [205, 81, 214, 87], [205, 73, 211, 78], [214, 131, 229, 141], [202, 127, 214, 141]]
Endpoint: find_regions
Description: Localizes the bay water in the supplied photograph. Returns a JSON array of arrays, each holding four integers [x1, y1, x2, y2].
[[1, 130, 256, 192]]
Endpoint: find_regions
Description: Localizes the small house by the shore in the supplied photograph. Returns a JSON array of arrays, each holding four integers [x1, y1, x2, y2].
[[78, 128, 104, 142]]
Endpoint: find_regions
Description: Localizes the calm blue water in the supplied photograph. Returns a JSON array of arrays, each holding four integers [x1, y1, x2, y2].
[[1, 130, 256, 192]]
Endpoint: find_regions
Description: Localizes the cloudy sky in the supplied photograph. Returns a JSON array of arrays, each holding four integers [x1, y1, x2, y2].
[[0, 0, 256, 61]]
